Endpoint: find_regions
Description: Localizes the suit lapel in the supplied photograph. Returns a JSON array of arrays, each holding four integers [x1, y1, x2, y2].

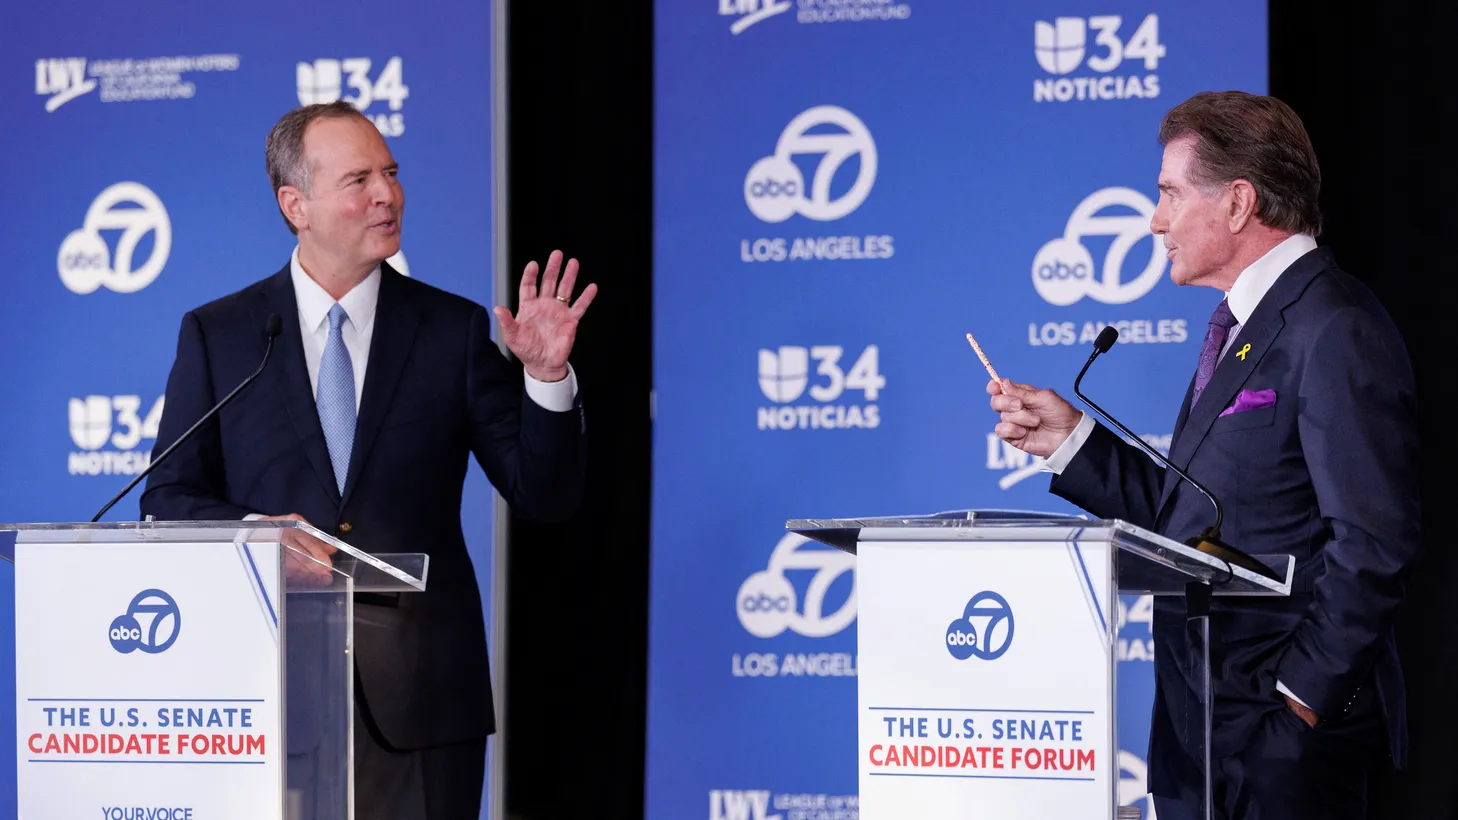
[[260, 265, 342, 504], [340, 264, 421, 506], [1154, 248, 1332, 516]]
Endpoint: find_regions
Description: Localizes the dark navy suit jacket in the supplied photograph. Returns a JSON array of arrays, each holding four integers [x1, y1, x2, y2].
[[1050, 248, 1421, 780], [140, 262, 586, 750]]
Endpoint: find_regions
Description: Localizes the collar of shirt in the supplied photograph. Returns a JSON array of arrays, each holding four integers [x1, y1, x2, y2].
[[1224, 233, 1319, 325], [289, 246, 382, 335]]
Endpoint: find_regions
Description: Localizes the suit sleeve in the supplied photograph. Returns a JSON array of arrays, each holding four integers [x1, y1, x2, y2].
[[1049, 420, 1168, 530], [1275, 306, 1423, 717], [465, 305, 587, 523], [138, 311, 255, 520]]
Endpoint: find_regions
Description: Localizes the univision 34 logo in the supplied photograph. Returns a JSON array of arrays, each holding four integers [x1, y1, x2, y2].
[[69, 395, 164, 477], [297, 57, 409, 137], [1033, 14, 1165, 102], [757, 345, 883, 430]]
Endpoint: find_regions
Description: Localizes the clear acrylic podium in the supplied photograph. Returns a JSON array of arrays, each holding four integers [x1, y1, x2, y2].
[[1, 520, 428, 820], [788, 511, 1293, 820]]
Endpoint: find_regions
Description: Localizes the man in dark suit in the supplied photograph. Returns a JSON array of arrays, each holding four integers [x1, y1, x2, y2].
[[140, 101, 593, 819], [988, 91, 1420, 819]]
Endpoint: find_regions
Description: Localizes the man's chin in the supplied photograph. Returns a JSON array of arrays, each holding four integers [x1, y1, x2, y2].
[[366, 237, 402, 264]]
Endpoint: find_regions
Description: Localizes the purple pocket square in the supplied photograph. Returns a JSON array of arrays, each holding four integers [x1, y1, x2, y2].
[[1219, 388, 1276, 417]]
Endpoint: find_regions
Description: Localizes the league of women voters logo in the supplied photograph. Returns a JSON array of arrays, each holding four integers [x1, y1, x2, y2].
[[34, 54, 240, 113], [737, 534, 856, 638], [58, 182, 171, 295], [720, 0, 911, 35], [109, 589, 182, 654]]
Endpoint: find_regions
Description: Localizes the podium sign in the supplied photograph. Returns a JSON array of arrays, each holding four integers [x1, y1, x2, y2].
[[858, 537, 1113, 818], [3, 521, 429, 820], [15, 540, 284, 819], [792, 513, 1293, 820]]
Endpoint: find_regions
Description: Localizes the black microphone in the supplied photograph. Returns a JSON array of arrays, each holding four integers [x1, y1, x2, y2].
[[1071, 326, 1279, 583], [92, 314, 284, 522]]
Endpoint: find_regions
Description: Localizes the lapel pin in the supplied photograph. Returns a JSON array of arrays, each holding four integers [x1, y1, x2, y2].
[[1236, 342, 1252, 361]]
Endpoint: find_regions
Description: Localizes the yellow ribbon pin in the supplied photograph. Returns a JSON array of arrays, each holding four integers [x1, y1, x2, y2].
[[1236, 343, 1252, 361]]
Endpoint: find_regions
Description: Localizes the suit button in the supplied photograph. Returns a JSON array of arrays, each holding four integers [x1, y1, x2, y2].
[[339, 522, 353, 534]]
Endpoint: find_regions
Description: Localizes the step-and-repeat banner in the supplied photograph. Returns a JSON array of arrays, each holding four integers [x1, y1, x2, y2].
[[650, 3, 1265, 818], [1, 2, 498, 814]]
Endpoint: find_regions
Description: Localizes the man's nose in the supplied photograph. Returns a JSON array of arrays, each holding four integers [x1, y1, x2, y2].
[[1150, 206, 1168, 235], [371, 176, 397, 206]]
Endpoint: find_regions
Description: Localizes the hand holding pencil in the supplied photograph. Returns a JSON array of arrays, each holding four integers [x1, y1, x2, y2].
[[970, 330, 1083, 458]]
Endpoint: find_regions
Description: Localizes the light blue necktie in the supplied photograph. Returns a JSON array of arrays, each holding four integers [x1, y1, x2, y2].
[[317, 303, 356, 494]]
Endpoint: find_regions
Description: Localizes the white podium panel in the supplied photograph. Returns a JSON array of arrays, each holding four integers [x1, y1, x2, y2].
[[857, 538, 1114, 819], [14, 541, 284, 820], [791, 512, 1294, 820], [3, 521, 430, 820]]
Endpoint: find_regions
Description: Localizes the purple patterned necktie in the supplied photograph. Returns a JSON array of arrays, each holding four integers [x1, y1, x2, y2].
[[1191, 300, 1238, 407]]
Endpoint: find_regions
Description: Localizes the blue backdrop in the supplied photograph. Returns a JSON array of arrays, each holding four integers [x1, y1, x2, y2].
[[1, 3, 498, 815], [650, 3, 1265, 818]]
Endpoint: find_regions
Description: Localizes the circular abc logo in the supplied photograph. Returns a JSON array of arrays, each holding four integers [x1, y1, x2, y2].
[[946, 591, 1014, 661], [736, 571, 797, 638], [745, 105, 877, 223], [1031, 187, 1165, 306], [109, 589, 181, 654], [736, 533, 857, 639], [58, 182, 171, 295]]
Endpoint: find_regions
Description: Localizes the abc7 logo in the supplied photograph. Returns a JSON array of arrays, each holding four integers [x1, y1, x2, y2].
[[744, 105, 877, 223], [945, 591, 1014, 661], [109, 589, 181, 654], [58, 182, 171, 295], [1032, 187, 1165, 306], [736, 534, 857, 639]]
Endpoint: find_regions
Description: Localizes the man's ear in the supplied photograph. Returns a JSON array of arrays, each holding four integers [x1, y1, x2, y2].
[[1227, 179, 1258, 234], [278, 186, 307, 233]]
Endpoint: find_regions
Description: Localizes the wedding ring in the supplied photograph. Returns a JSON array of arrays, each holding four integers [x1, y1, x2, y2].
[[555, 295, 569, 303]]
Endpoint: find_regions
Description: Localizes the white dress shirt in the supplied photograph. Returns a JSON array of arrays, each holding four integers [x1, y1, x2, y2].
[[289, 246, 578, 411], [1038, 233, 1319, 709]]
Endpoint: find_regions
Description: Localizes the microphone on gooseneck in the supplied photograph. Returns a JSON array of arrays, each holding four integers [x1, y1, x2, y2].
[[92, 314, 285, 523], [1071, 326, 1279, 583]]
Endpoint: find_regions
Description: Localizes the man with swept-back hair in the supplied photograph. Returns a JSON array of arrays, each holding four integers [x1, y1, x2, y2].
[[142, 101, 595, 818], [987, 91, 1421, 818]]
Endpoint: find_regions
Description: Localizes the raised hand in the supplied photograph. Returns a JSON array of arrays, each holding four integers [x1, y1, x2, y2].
[[494, 250, 597, 382]]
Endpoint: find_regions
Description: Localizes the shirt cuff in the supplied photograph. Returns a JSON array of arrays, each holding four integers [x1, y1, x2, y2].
[[1042, 412, 1094, 474], [243, 513, 266, 521], [523, 363, 579, 412], [1276, 680, 1312, 709]]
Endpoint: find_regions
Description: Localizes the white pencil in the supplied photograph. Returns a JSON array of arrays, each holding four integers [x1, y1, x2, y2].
[[965, 332, 1003, 384]]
